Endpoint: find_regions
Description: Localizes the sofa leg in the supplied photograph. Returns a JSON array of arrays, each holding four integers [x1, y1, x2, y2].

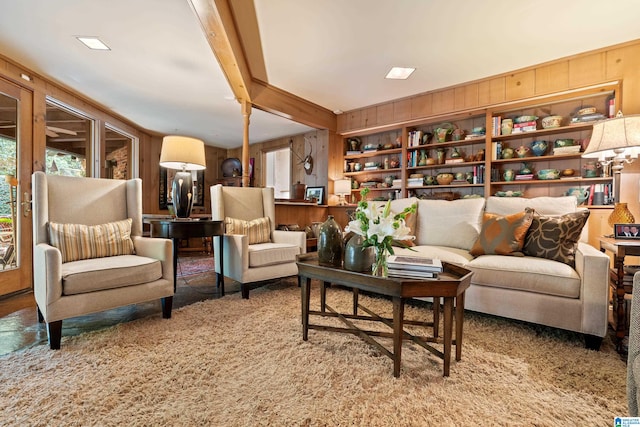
[[241, 284, 250, 299], [37, 306, 44, 323], [161, 296, 173, 319], [584, 334, 603, 350], [47, 320, 62, 350]]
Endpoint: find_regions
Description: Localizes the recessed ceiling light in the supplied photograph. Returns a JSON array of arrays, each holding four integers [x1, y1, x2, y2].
[[385, 67, 415, 80], [76, 37, 110, 51]]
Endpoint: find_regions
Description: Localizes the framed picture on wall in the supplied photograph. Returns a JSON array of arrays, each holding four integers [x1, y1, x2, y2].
[[305, 186, 325, 205], [159, 167, 205, 210], [614, 223, 640, 239]]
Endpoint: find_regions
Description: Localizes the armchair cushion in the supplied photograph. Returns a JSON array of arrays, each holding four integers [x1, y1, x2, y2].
[[62, 254, 162, 295], [49, 218, 135, 263], [225, 216, 271, 244], [248, 242, 301, 268]]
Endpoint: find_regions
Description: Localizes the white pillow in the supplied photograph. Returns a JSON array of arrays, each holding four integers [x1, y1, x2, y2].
[[416, 198, 486, 251]]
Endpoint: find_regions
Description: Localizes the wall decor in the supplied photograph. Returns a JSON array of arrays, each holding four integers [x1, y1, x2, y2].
[[159, 167, 204, 210]]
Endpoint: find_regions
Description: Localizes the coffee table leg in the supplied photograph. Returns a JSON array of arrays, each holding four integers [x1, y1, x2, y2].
[[172, 238, 179, 292], [217, 235, 225, 296], [393, 297, 404, 378], [455, 292, 465, 361], [321, 281, 328, 313], [443, 297, 453, 377], [302, 277, 310, 341], [353, 288, 359, 315], [433, 296, 440, 338]]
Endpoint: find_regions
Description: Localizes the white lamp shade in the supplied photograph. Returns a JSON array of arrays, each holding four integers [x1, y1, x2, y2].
[[582, 115, 640, 159], [159, 135, 206, 170], [334, 179, 352, 196]]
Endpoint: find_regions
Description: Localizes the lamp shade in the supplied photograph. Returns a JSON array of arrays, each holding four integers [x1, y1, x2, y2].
[[582, 115, 640, 159], [159, 135, 206, 170], [334, 179, 352, 196]]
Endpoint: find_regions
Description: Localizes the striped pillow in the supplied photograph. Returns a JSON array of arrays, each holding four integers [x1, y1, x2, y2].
[[49, 218, 135, 263], [224, 216, 271, 244]]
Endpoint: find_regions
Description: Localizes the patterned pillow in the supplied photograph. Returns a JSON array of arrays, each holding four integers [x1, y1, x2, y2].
[[470, 209, 534, 257], [523, 209, 590, 267], [49, 218, 135, 263], [224, 216, 271, 244]]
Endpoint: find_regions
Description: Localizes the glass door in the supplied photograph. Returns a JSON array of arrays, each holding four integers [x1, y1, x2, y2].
[[0, 79, 33, 296]]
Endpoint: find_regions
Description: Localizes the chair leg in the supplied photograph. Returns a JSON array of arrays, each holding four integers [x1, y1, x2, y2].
[[161, 296, 173, 319], [47, 320, 62, 350], [37, 306, 44, 323], [241, 284, 250, 299]]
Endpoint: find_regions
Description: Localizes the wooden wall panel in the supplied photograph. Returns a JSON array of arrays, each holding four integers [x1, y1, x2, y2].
[[376, 103, 394, 125], [432, 88, 455, 114], [410, 93, 432, 119], [393, 99, 411, 122], [505, 70, 535, 101], [535, 62, 569, 95], [569, 52, 606, 88], [362, 106, 377, 129]]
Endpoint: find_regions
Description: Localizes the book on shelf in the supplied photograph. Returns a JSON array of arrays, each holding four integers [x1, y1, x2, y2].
[[387, 255, 443, 272], [492, 116, 501, 137], [553, 145, 581, 155], [445, 158, 465, 164], [346, 150, 362, 155], [388, 269, 438, 279], [511, 126, 537, 133], [515, 174, 534, 180], [513, 120, 537, 128]]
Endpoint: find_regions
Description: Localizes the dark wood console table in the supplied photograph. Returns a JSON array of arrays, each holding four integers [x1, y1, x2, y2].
[[599, 236, 640, 351], [146, 219, 225, 294]]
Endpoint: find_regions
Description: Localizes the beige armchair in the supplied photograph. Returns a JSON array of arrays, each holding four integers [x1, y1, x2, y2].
[[210, 184, 306, 299], [628, 271, 640, 415], [32, 171, 174, 349]]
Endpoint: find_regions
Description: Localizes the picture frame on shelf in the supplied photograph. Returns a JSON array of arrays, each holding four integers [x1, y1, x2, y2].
[[614, 224, 640, 239], [305, 186, 325, 205]]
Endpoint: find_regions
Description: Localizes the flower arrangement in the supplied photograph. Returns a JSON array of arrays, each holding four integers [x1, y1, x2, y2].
[[345, 188, 416, 276]]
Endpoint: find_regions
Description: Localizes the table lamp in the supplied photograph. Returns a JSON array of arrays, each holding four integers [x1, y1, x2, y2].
[[582, 113, 640, 226], [160, 135, 206, 218], [334, 179, 352, 206]]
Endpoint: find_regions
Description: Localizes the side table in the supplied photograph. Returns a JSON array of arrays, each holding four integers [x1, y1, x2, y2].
[[146, 219, 225, 294], [599, 236, 640, 350]]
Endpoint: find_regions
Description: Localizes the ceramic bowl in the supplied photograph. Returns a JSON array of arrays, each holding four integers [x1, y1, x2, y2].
[[554, 138, 575, 147], [537, 169, 560, 180], [530, 140, 548, 156], [541, 115, 563, 129], [514, 115, 538, 123], [436, 173, 454, 185]]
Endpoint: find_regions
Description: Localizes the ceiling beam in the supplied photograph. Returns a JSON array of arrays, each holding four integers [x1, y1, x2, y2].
[[189, 0, 336, 132]]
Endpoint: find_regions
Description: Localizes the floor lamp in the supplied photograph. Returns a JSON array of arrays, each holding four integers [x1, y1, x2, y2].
[[582, 113, 640, 227], [160, 136, 206, 218]]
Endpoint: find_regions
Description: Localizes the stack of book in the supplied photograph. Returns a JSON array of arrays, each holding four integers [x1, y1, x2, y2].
[[553, 145, 581, 155], [512, 120, 537, 133], [387, 255, 443, 279]]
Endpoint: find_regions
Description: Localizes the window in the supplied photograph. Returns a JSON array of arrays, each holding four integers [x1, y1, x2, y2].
[[265, 147, 291, 199]]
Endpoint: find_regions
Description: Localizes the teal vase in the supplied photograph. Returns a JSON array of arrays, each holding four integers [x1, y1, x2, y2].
[[317, 215, 343, 267]]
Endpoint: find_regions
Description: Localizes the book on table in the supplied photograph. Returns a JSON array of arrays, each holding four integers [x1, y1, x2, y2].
[[387, 255, 443, 272], [388, 268, 438, 279]]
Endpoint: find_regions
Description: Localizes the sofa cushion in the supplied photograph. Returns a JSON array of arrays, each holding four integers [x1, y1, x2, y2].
[[49, 218, 135, 263], [416, 198, 486, 251], [248, 242, 300, 267], [62, 254, 162, 295], [523, 209, 590, 267], [470, 209, 534, 256], [225, 216, 271, 244], [486, 196, 577, 216], [468, 254, 581, 298]]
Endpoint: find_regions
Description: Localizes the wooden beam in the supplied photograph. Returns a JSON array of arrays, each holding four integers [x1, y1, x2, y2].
[[251, 79, 336, 131], [189, 0, 252, 101]]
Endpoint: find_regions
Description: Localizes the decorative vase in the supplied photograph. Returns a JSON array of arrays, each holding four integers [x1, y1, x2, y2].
[[372, 245, 388, 277], [608, 203, 635, 227], [317, 215, 343, 267], [293, 181, 306, 200], [436, 148, 446, 165], [343, 234, 375, 272]]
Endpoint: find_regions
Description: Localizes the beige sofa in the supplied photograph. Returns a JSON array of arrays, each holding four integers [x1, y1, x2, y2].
[[389, 195, 610, 349]]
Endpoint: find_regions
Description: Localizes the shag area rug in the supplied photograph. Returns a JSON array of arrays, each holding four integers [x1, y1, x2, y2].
[[0, 281, 628, 426]]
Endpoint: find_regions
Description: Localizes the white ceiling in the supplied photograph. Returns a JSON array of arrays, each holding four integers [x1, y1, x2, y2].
[[1, 0, 640, 149]]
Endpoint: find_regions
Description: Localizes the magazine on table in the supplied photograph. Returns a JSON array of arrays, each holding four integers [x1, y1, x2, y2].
[[387, 255, 443, 272]]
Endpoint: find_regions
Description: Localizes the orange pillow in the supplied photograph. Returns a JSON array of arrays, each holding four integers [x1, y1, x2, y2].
[[470, 209, 534, 257]]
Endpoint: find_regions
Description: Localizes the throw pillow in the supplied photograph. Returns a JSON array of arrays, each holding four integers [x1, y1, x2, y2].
[[224, 216, 271, 244], [523, 209, 590, 267], [470, 209, 534, 257], [49, 218, 135, 263]]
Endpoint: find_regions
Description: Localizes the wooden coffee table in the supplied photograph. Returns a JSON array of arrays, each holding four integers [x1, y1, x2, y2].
[[297, 253, 473, 377]]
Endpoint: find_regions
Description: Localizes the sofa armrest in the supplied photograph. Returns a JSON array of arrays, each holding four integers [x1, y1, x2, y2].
[[33, 243, 63, 311], [574, 242, 610, 337], [272, 230, 307, 254], [133, 236, 173, 282]]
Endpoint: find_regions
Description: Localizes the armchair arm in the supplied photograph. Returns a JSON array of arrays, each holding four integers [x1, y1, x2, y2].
[[574, 242, 610, 337], [628, 272, 640, 416], [214, 234, 249, 279], [33, 243, 63, 310], [132, 236, 173, 281], [272, 230, 307, 254]]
